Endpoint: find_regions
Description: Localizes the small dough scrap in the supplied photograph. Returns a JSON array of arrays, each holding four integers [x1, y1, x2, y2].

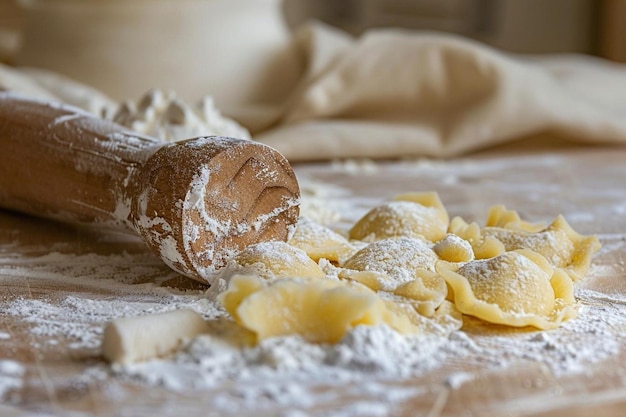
[[228, 241, 325, 280], [482, 215, 601, 280], [340, 268, 448, 316], [448, 217, 505, 259], [437, 250, 577, 329], [218, 275, 417, 343], [102, 309, 209, 365], [433, 234, 474, 263], [349, 192, 449, 242], [339, 270, 386, 291], [393, 269, 448, 316], [408, 299, 463, 336], [485, 205, 545, 232], [342, 237, 439, 290], [288, 216, 355, 263]]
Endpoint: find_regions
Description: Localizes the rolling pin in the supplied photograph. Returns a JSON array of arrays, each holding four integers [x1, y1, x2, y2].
[[0, 94, 300, 283]]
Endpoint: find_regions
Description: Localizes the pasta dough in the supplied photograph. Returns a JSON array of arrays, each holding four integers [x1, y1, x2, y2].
[[218, 274, 417, 343], [349, 192, 449, 242], [288, 216, 355, 262], [437, 250, 577, 329], [485, 205, 545, 232], [98, 190, 601, 364], [340, 238, 446, 316], [341, 237, 439, 290], [391, 269, 449, 316], [482, 216, 601, 280], [433, 233, 474, 263], [102, 309, 209, 365], [448, 217, 505, 260], [226, 241, 325, 280]]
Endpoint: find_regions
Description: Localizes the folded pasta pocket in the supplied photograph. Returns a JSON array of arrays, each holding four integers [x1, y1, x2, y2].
[[482, 215, 601, 281], [436, 250, 577, 329], [227, 241, 325, 280], [341, 237, 439, 290], [349, 192, 449, 242], [218, 275, 417, 344], [288, 216, 355, 263]]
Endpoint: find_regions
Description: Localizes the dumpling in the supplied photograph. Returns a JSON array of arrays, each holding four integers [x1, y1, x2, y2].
[[341, 238, 447, 316], [218, 274, 417, 343], [288, 216, 355, 263], [341, 237, 439, 290], [482, 215, 601, 280], [437, 249, 577, 329], [349, 192, 449, 242], [227, 241, 325, 280]]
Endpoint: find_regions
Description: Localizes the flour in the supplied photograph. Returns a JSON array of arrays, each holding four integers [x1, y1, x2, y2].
[[114, 325, 454, 415], [3, 167, 626, 415], [99, 287, 625, 415], [297, 175, 363, 226], [111, 89, 250, 142], [0, 360, 24, 402]]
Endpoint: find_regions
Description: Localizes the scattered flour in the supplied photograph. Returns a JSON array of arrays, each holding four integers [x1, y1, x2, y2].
[[0, 360, 24, 401], [2, 165, 626, 415]]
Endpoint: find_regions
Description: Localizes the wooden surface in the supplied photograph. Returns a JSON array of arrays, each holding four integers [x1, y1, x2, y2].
[[2, 144, 626, 416]]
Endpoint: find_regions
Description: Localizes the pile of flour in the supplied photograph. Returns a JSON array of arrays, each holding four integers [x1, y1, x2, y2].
[[111, 89, 250, 142]]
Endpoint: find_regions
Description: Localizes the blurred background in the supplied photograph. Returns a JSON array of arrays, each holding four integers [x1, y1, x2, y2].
[[2, 0, 625, 64], [283, 0, 625, 60], [1, 0, 625, 126]]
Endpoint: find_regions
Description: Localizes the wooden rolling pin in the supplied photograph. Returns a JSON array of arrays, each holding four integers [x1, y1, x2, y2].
[[0, 94, 300, 283]]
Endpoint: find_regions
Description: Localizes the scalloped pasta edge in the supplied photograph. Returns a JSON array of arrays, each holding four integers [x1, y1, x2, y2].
[[485, 204, 546, 232], [547, 215, 601, 281], [435, 252, 578, 330]]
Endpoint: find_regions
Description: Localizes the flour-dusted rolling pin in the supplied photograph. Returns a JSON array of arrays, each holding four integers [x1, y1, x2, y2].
[[0, 94, 300, 283]]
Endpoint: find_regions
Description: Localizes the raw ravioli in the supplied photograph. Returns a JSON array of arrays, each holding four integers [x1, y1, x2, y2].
[[437, 250, 576, 329], [229, 241, 325, 279], [349, 192, 449, 242], [288, 216, 355, 262], [219, 275, 417, 343]]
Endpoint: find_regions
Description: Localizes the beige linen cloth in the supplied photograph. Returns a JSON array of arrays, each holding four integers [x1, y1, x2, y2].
[[4, 23, 626, 161]]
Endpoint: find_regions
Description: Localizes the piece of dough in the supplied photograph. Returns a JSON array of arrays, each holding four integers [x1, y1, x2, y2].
[[349, 192, 449, 242], [482, 215, 601, 280], [392, 269, 449, 316], [340, 268, 448, 317], [437, 250, 577, 329], [341, 237, 439, 290], [219, 275, 417, 343], [485, 205, 545, 232], [448, 217, 505, 259], [433, 233, 474, 263], [382, 298, 464, 336], [226, 240, 325, 280], [102, 309, 209, 365], [288, 216, 355, 262]]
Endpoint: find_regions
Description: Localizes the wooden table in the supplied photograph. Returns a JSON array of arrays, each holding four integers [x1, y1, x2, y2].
[[1, 144, 626, 416]]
